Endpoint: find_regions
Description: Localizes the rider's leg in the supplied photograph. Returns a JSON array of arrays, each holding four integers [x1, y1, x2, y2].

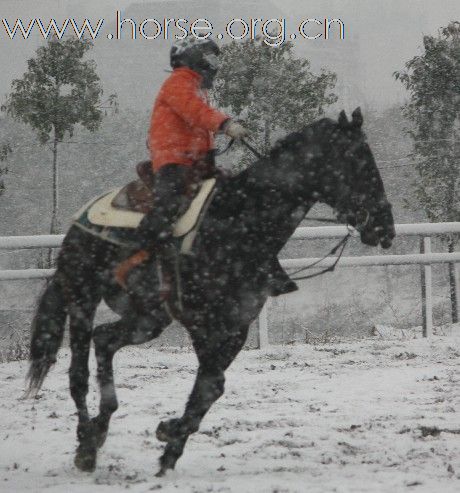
[[137, 164, 190, 246], [115, 164, 190, 288]]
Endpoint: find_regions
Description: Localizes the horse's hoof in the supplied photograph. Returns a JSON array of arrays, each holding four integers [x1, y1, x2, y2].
[[156, 422, 171, 442], [156, 418, 185, 442], [155, 467, 167, 478], [74, 447, 97, 472]]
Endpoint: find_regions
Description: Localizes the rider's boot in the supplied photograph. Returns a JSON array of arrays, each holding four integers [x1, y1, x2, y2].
[[114, 250, 150, 289], [267, 257, 298, 297], [114, 244, 174, 301], [114, 235, 175, 294]]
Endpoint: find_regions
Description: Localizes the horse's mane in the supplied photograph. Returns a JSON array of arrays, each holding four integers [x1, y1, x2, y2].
[[268, 118, 337, 159], [228, 117, 339, 184]]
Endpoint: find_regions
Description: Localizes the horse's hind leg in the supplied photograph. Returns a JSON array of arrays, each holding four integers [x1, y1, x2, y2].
[[90, 307, 171, 452], [68, 296, 101, 472]]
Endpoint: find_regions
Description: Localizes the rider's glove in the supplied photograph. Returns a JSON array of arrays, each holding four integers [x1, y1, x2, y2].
[[222, 120, 249, 140]]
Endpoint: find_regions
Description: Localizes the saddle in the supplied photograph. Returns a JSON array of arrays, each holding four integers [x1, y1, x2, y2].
[[81, 161, 217, 252], [111, 160, 218, 215], [111, 160, 155, 214]]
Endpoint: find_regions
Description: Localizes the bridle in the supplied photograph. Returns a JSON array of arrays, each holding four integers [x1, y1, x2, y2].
[[213, 133, 375, 284], [231, 137, 372, 282]]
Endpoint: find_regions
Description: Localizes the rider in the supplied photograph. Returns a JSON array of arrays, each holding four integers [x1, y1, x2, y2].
[[115, 36, 297, 297]]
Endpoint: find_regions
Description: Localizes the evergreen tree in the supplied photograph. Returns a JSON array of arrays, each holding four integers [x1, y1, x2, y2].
[[213, 36, 337, 168], [395, 22, 460, 321]]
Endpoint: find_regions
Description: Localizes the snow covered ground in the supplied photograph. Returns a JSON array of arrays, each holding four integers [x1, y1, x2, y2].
[[1, 334, 459, 493]]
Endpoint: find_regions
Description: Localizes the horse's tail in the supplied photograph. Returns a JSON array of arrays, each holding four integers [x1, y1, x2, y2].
[[26, 277, 68, 397]]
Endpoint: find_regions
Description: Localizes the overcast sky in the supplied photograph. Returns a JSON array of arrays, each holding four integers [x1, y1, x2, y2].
[[0, 0, 459, 110]]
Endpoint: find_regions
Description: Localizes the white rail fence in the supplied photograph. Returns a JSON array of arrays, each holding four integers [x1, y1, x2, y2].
[[1, 223, 460, 347]]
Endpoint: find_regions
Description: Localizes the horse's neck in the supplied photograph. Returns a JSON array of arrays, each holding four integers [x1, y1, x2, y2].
[[214, 156, 315, 259], [250, 160, 312, 251]]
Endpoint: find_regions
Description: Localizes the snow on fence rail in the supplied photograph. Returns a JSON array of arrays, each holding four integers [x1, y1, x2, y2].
[[292, 222, 460, 239], [0, 234, 65, 250], [1, 223, 460, 346]]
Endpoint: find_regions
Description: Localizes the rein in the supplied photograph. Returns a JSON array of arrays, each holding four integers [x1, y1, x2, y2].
[[241, 138, 264, 160], [215, 138, 235, 156], [288, 233, 350, 281], [288, 215, 371, 281]]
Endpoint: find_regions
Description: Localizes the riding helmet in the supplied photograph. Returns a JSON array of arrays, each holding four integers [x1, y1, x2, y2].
[[170, 37, 220, 88]]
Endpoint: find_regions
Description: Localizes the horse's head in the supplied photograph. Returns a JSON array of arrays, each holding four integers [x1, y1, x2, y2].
[[294, 108, 395, 249]]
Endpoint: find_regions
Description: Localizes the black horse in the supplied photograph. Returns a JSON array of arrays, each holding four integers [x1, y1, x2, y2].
[[26, 109, 395, 476]]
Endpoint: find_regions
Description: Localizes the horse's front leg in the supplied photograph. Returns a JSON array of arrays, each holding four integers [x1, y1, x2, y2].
[[155, 323, 249, 476], [155, 367, 225, 475]]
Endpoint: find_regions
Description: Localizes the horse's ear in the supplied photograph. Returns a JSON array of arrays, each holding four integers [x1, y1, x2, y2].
[[338, 110, 349, 128], [351, 107, 363, 128]]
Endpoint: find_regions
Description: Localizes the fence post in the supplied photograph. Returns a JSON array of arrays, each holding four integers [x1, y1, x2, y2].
[[420, 236, 433, 337], [258, 299, 269, 349], [453, 263, 460, 322]]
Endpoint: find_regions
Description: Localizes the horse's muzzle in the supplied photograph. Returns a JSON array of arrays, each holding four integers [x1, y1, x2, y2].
[[360, 224, 394, 249], [380, 235, 393, 249], [360, 229, 380, 247]]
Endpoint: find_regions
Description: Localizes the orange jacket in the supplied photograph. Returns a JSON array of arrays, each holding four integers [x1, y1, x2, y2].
[[148, 67, 229, 171]]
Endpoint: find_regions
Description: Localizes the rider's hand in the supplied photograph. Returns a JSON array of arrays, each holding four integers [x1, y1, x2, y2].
[[223, 121, 249, 140]]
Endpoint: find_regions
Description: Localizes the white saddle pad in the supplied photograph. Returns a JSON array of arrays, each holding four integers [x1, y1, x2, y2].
[[83, 178, 216, 237]]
